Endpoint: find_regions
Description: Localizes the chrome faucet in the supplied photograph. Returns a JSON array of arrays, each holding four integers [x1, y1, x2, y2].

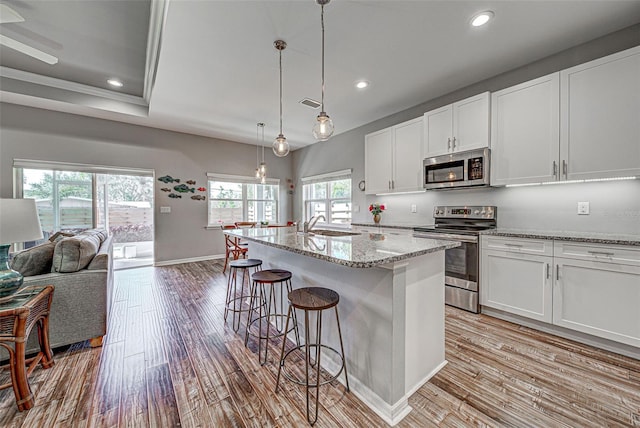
[[304, 214, 326, 233]]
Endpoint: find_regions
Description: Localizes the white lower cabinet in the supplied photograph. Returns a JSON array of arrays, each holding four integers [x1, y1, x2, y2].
[[481, 236, 640, 348], [481, 237, 553, 323], [553, 247, 640, 348]]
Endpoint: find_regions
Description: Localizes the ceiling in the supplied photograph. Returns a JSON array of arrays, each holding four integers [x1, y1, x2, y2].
[[1, 1, 640, 151]]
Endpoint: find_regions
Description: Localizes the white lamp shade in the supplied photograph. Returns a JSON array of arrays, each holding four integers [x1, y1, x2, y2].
[[0, 198, 44, 244]]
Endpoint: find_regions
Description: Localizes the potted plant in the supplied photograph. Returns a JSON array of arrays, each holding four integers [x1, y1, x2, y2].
[[369, 203, 385, 225]]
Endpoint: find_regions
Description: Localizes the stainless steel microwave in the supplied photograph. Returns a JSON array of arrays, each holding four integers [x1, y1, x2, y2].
[[423, 148, 490, 190]]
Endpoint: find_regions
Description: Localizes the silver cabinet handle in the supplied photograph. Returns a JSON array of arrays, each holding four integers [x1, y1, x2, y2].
[[447, 137, 451, 150], [546, 263, 550, 279], [552, 161, 557, 178], [504, 243, 523, 247], [391, 180, 395, 189], [588, 250, 615, 257], [452, 137, 456, 150], [388, 180, 391, 190], [556, 264, 560, 281], [562, 159, 567, 177]]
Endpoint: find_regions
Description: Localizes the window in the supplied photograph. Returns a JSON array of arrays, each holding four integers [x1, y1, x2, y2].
[[302, 169, 352, 226], [207, 173, 279, 226]]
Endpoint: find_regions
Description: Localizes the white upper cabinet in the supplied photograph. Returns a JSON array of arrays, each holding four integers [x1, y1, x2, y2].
[[424, 92, 490, 158], [365, 128, 394, 195], [365, 117, 423, 195], [491, 73, 560, 186], [560, 46, 640, 181], [491, 46, 640, 186]]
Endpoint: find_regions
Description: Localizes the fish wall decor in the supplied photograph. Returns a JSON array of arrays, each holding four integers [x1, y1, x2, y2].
[[173, 184, 195, 193], [161, 188, 171, 192], [197, 187, 206, 192], [158, 175, 180, 183], [191, 195, 206, 201], [168, 193, 182, 198], [186, 180, 196, 185]]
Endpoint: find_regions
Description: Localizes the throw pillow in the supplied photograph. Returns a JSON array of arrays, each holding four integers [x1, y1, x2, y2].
[[10, 241, 56, 276], [51, 233, 103, 273]]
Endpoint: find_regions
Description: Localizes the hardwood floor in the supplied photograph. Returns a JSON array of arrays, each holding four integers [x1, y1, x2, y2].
[[1, 260, 639, 427]]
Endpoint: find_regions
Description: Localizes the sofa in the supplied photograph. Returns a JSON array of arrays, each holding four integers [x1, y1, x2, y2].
[[1, 229, 113, 359]]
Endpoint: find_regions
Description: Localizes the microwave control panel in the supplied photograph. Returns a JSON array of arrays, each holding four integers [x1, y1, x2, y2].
[[468, 157, 484, 180]]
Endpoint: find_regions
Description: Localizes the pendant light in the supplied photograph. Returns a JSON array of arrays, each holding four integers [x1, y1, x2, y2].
[[273, 40, 290, 157], [312, 0, 334, 141], [255, 122, 267, 182]]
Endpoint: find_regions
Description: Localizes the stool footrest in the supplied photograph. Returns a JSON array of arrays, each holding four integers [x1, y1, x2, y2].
[[279, 344, 347, 388]]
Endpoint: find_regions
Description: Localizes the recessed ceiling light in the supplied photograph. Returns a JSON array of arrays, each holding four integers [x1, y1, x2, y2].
[[107, 78, 123, 88], [471, 11, 494, 27], [355, 80, 370, 89]]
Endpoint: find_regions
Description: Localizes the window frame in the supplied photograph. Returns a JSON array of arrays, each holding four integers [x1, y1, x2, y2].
[[301, 169, 352, 228], [207, 173, 280, 227]]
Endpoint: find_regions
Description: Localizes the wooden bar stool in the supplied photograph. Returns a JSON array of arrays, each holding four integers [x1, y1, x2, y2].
[[224, 258, 262, 332], [275, 287, 349, 425], [244, 269, 299, 366]]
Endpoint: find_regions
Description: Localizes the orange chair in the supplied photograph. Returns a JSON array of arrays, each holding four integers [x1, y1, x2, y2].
[[223, 226, 248, 273]]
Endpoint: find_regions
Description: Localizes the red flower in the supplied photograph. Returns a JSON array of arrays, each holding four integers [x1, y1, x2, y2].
[[369, 204, 373, 211], [380, 205, 385, 210]]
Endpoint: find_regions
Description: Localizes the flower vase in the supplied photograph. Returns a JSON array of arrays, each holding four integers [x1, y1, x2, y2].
[[373, 214, 381, 225]]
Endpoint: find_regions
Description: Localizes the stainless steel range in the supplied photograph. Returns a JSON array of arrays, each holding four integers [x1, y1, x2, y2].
[[413, 206, 497, 313]]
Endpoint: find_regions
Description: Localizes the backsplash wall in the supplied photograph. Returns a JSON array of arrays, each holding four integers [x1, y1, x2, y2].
[[359, 179, 640, 235]]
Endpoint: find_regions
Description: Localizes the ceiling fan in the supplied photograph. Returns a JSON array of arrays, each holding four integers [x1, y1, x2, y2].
[[0, 3, 58, 64]]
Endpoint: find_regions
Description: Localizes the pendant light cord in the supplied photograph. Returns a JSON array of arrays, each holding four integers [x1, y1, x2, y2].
[[279, 48, 283, 135], [321, 3, 325, 111], [261, 124, 265, 162]]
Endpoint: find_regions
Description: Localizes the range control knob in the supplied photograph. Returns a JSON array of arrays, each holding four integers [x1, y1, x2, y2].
[[474, 210, 480, 215]]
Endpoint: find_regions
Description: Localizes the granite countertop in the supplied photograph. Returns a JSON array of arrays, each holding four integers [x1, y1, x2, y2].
[[482, 228, 640, 246], [351, 223, 427, 230], [226, 227, 459, 268]]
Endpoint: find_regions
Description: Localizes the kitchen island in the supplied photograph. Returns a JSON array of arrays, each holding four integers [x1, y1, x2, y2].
[[226, 227, 459, 425]]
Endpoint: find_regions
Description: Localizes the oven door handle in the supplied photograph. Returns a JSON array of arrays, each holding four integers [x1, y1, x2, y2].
[[413, 232, 478, 243]]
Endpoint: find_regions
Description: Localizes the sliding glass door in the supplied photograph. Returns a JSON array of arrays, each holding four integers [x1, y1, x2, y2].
[[17, 165, 154, 269]]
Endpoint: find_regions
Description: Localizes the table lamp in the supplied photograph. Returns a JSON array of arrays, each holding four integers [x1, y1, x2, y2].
[[0, 198, 44, 300]]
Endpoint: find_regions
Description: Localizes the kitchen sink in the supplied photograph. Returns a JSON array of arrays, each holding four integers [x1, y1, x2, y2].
[[308, 229, 361, 237]]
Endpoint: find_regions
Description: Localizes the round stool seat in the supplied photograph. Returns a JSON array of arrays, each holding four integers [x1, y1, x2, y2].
[[252, 269, 292, 283], [288, 287, 339, 311], [229, 258, 262, 269]]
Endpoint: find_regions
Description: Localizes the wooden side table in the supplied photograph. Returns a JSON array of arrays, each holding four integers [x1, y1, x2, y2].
[[0, 285, 55, 411]]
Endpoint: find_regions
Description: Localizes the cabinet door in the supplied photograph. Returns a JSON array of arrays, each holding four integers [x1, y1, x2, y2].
[[560, 46, 640, 181], [481, 250, 553, 322], [392, 118, 423, 192], [491, 73, 560, 186], [553, 258, 640, 347], [452, 92, 489, 152], [365, 129, 393, 194], [424, 105, 453, 157]]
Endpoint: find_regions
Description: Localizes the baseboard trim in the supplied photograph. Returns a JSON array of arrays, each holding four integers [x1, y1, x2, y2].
[[154, 254, 224, 267], [404, 359, 448, 398]]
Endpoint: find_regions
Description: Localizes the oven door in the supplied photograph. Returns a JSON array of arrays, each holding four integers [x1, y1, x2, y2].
[[444, 240, 478, 291]]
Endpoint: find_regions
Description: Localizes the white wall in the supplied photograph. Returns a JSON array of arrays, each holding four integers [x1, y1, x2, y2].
[[292, 24, 640, 235], [0, 105, 294, 263], [363, 181, 640, 234]]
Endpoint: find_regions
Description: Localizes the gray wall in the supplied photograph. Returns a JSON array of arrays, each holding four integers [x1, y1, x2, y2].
[[0, 105, 294, 262], [292, 24, 640, 235]]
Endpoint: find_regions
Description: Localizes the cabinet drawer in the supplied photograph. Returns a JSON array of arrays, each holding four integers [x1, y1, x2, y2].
[[554, 242, 640, 266], [481, 236, 553, 256]]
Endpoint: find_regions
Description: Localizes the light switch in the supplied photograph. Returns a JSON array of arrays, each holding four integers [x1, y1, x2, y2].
[[411, 204, 417, 213], [160, 206, 171, 214], [577, 201, 589, 215]]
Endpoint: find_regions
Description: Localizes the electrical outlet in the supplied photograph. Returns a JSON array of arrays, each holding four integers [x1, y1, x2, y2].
[[160, 206, 171, 214], [354, 204, 360, 213], [411, 204, 417, 213], [577, 201, 589, 215]]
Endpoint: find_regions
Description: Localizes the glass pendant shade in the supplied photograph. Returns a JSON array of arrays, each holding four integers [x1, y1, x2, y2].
[[273, 134, 290, 157], [312, 111, 334, 141], [259, 162, 266, 175]]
